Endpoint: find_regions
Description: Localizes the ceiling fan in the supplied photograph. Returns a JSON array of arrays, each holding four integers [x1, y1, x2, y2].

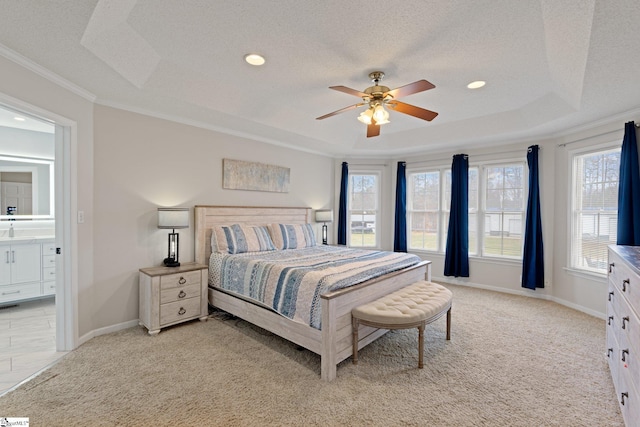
[[316, 71, 438, 137]]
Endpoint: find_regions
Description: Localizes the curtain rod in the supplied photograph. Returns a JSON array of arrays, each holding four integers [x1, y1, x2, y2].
[[556, 129, 620, 147], [557, 122, 639, 148], [346, 163, 388, 167], [405, 148, 527, 166]]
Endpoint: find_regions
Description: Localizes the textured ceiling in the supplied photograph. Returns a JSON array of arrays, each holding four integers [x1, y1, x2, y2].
[[1, 0, 640, 156]]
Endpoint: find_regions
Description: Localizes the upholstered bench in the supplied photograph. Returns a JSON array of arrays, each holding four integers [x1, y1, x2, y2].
[[351, 281, 452, 368]]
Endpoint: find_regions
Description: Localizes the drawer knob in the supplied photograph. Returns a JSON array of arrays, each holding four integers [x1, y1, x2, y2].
[[178, 290, 186, 299], [622, 349, 629, 362], [622, 316, 629, 330], [608, 316, 614, 326], [622, 279, 629, 292], [621, 392, 628, 406], [609, 262, 615, 273], [608, 291, 614, 301], [178, 277, 186, 285], [178, 307, 186, 315], [607, 348, 613, 358]]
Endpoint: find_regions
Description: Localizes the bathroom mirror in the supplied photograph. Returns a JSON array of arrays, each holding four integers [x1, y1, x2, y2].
[[0, 156, 54, 220]]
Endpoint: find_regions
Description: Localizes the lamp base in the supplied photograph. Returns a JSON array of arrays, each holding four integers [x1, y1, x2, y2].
[[163, 257, 180, 268]]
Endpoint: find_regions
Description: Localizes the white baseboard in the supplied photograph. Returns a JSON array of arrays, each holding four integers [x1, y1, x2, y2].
[[432, 276, 606, 320], [79, 319, 140, 346]]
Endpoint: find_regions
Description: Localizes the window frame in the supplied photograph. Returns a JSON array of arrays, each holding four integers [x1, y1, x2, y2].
[[478, 160, 527, 260], [407, 167, 445, 252], [568, 143, 621, 275], [347, 170, 381, 248], [406, 159, 525, 261]]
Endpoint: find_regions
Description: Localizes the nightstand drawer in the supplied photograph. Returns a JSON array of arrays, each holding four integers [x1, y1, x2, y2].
[[160, 283, 201, 304], [160, 297, 201, 326], [160, 270, 201, 289]]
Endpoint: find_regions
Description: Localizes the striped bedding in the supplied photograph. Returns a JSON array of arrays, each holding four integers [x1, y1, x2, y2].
[[208, 245, 421, 329]]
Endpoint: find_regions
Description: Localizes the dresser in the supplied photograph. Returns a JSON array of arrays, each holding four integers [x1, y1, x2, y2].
[[607, 245, 640, 426], [139, 263, 208, 335]]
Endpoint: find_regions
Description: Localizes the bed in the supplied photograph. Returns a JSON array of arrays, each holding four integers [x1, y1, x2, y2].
[[194, 205, 431, 381]]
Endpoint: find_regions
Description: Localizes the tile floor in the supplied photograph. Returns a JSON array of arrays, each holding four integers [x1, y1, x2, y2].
[[0, 297, 67, 396]]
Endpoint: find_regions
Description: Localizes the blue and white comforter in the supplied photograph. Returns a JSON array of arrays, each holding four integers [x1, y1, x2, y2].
[[209, 245, 421, 329]]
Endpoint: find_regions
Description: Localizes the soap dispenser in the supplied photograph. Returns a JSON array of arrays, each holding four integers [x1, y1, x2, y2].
[[8, 223, 14, 238]]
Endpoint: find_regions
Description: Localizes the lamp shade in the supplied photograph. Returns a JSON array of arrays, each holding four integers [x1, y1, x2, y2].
[[158, 207, 189, 229], [315, 209, 334, 223]]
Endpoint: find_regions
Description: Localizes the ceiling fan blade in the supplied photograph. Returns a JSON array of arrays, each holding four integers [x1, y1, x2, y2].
[[385, 80, 435, 99], [329, 86, 369, 98], [388, 100, 438, 121], [316, 103, 365, 120], [367, 123, 381, 138]]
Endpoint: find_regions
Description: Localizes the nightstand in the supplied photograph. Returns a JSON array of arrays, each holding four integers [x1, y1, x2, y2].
[[139, 262, 208, 335]]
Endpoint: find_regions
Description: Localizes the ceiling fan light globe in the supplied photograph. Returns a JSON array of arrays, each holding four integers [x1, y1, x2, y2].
[[357, 108, 373, 124], [373, 104, 390, 124]]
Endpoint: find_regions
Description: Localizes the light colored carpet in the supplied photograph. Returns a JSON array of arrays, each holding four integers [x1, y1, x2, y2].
[[0, 284, 623, 426]]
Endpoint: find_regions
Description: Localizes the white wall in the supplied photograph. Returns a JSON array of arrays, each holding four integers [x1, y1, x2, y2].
[[92, 105, 334, 332], [0, 53, 95, 339]]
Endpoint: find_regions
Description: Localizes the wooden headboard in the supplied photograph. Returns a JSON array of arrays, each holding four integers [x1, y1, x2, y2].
[[194, 205, 312, 265]]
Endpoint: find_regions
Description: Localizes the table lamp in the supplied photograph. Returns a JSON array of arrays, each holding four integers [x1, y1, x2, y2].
[[157, 207, 189, 267], [315, 209, 333, 245]]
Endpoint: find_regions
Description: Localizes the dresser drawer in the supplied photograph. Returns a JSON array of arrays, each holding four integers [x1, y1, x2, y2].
[[160, 270, 201, 289], [610, 251, 640, 311], [43, 267, 56, 282], [0, 282, 41, 303], [42, 280, 56, 296], [42, 243, 56, 255], [160, 283, 201, 304], [160, 297, 201, 326], [618, 369, 640, 427], [42, 254, 56, 267]]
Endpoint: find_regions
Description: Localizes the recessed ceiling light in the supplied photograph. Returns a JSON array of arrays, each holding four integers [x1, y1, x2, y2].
[[244, 54, 265, 66], [467, 80, 486, 89], [14, 116, 26, 121]]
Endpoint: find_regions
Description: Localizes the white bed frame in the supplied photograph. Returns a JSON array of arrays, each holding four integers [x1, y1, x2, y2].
[[194, 205, 431, 381]]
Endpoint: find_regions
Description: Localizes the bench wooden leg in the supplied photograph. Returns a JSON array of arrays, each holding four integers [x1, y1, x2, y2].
[[446, 307, 451, 340], [352, 317, 359, 365], [418, 322, 425, 369]]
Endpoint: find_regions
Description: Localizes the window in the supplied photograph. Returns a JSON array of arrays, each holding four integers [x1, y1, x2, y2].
[[408, 171, 440, 251], [482, 164, 525, 258], [571, 147, 621, 273], [349, 173, 379, 247], [408, 167, 478, 254]]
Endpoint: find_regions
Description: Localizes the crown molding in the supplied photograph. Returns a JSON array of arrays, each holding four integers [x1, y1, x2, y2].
[[95, 98, 335, 158], [0, 42, 96, 102]]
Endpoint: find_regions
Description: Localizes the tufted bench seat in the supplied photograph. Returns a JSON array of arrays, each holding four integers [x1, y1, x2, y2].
[[352, 281, 452, 368]]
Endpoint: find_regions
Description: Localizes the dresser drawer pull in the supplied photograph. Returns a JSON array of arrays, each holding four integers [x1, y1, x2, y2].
[[1, 290, 20, 296], [622, 349, 629, 362], [608, 316, 614, 326], [622, 316, 629, 329], [178, 276, 186, 285], [608, 291, 614, 301], [621, 392, 628, 406], [622, 279, 629, 292], [607, 348, 613, 358], [178, 307, 186, 315], [609, 262, 615, 273], [178, 290, 186, 299]]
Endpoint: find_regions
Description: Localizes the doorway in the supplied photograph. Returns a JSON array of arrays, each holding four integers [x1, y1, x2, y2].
[[0, 99, 73, 394]]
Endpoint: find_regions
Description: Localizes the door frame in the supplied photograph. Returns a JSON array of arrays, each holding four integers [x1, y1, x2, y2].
[[0, 92, 78, 351]]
